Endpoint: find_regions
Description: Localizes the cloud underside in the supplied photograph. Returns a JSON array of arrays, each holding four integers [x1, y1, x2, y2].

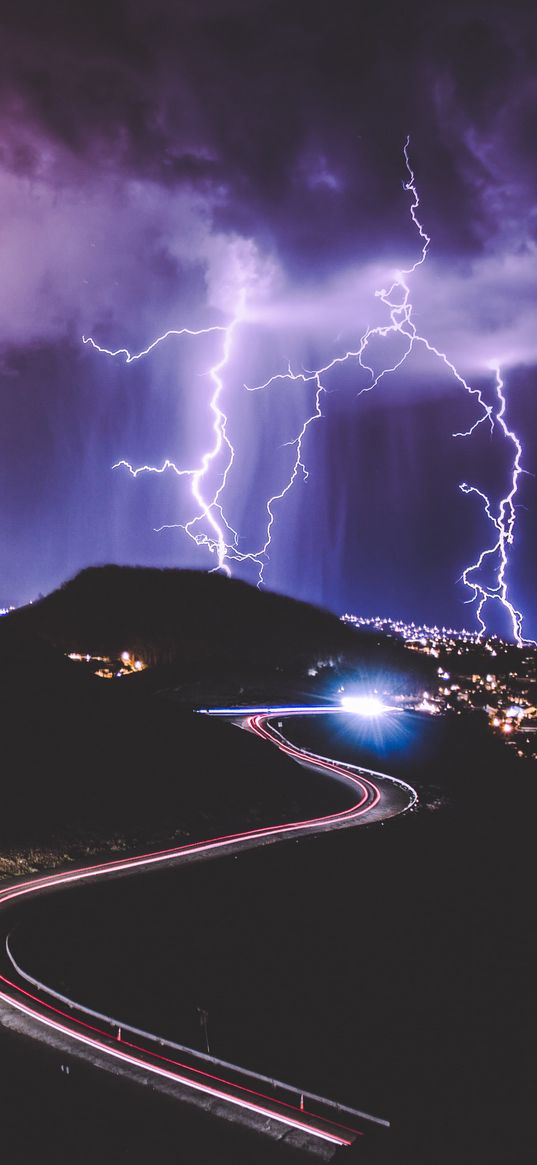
[[0, 0, 535, 378]]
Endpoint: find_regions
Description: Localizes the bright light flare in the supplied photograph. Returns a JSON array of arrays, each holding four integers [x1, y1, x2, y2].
[[340, 695, 387, 717]]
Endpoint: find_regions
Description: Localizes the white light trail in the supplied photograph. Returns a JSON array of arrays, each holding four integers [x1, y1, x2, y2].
[[0, 711, 415, 1147], [340, 695, 388, 717]]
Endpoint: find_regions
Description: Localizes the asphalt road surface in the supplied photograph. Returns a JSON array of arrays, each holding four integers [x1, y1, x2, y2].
[[0, 708, 417, 1156]]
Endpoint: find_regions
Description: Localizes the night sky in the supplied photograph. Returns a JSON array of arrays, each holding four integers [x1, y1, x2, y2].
[[1, 0, 536, 638]]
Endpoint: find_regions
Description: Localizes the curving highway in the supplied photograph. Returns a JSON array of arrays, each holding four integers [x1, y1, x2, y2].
[[0, 709, 417, 1156]]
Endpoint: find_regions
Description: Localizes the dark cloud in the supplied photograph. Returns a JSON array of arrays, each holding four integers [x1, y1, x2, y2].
[[0, 0, 535, 634], [1, 0, 535, 262], [1, 0, 535, 347]]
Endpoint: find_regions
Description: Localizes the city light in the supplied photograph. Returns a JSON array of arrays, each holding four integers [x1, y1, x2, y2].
[[340, 695, 387, 717], [341, 608, 537, 759]]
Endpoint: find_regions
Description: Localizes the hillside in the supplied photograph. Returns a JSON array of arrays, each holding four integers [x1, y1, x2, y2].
[[1, 565, 433, 692], [0, 565, 432, 876]]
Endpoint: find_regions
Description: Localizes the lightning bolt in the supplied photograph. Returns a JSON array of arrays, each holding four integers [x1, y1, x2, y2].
[[459, 365, 531, 644], [83, 139, 530, 639], [84, 296, 327, 584], [247, 138, 493, 437], [82, 325, 227, 365], [246, 137, 529, 640], [83, 305, 246, 575], [237, 370, 326, 585]]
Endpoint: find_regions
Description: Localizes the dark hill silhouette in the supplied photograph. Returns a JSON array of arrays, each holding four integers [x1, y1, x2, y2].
[[0, 565, 431, 873], [1, 568, 367, 864], [2, 565, 432, 688]]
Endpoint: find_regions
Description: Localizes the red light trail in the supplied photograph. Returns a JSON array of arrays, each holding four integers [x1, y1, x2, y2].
[[0, 711, 416, 1149]]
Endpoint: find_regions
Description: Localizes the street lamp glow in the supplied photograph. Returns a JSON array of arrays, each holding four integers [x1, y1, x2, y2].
[[340, 695, 387, 717]]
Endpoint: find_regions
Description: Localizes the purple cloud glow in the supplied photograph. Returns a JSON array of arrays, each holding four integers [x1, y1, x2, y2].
[[0, 0, 535, 638]]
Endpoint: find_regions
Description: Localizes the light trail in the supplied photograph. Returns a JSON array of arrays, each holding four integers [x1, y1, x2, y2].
[[0, 710, 415, 1149], [1, 989, 352, 1146], [0, 958, 371, 1142], [197, 701, 399, 716]]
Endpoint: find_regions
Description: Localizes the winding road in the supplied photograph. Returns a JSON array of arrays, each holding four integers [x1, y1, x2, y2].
[[0, 708, 417, 1157]]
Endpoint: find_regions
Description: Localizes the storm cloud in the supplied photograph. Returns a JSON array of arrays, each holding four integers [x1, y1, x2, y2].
[[1, 0, 535, 635]]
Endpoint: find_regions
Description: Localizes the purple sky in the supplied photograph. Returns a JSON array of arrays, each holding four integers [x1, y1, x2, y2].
[[0, 0, 536, 639]]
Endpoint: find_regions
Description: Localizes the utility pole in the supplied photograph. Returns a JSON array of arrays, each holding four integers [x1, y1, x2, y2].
[[197, 1007, 210, 1054]]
